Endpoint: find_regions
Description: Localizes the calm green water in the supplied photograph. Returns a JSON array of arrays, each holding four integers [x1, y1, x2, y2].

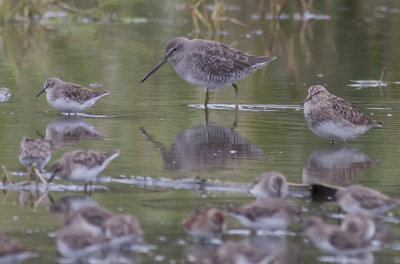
[[1, 0, 400, 263]]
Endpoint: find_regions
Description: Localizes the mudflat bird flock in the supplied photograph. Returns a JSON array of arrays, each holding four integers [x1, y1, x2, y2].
[[1, 36, 394, 263]]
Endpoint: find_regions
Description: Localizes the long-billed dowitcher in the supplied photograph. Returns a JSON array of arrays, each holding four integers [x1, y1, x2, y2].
[[141, 37, 276, 108], [336, 185, 400, 216], [48, 149, 120, 192], [36, 78, 109, 115], [303, 85, 382, 143], [229, 199, 301, 231], [249, 171, 288, 200]]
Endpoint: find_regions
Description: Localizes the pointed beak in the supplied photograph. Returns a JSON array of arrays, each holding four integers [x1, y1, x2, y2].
[[36, 89, 45, 98], [140, 57, 168, 83], [302, 95, 311, 105]]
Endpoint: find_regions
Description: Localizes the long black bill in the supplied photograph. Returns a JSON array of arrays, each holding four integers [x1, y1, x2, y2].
[[48, 171, 57, 183], [36, 89, 45, 98], [302, 95, 311, 105], [140, 57, 167, 83]]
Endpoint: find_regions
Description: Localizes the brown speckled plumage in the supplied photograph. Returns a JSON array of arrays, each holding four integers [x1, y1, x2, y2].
[[37, 78, 109, 114], [182, 207, 225, 239], [336, 185, 400, 216], [230, 199, 300, 222], [303, 85, 382, 142], [49, 149, 120, 182], [302, 217, 374, 254], [141, 37, 276, 107], [102, 214, 143, 238], [0, 234, 35, 257], [64, 205, 113, 230], [18, 137, 51, 171], [44, 78, 108, 103]]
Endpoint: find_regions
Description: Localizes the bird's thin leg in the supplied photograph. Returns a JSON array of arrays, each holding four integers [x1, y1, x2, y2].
[[232, 106, 238, 129], [204, 107, 209, 125], [89, 181, 93, 196], [84, 182, 88, 194], [232, 83, 239, 109], [68, 113, 70, 117], [204, 90, 210, 108]]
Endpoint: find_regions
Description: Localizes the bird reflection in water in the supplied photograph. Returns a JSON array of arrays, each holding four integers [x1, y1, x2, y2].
[[140, 112, 264, 171], [302, 146, 380, 186], [44, 117, 104, 149]]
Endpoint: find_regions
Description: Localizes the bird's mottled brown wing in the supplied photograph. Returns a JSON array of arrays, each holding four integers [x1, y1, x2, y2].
[[192, 40, 275, 76], [60, 82, 107, 103], [349, 187, 392, 209], [234, 202, 280, 221], [331, 97, 382, 126], [329, 230, 361, 250]]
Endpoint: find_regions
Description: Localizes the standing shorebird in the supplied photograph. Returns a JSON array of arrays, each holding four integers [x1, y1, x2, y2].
[[249, 171, 288, 200], [303, 85, 382, 143], [336, 185, 400, 216], [18, 137, 51, 172], [48, 149, 120, 192], [140, 37, 276, 108], [36, 78, 110, 115]]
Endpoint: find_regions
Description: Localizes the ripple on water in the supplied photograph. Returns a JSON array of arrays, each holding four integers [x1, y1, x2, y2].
[[188, 104, 302, 112]]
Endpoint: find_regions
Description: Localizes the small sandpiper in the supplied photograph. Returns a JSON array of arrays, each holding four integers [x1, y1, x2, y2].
[[48, 149, 120, 192], [18, 137, 51, 172], [340, 212, 376, 242], [63, 205, 114, 234], [249, 171, 288, 200], [36, 78, 110, 115], [336, 185, 400, 216], [55, 226, 108, 258], [140, 37, 276, 108], [212, 241, 272, 264], [102, 214, 143, 239], [182, 207, 225, 240], [303, 85, 382, 143], [0, 234, 37, 262], [229, 199, 301, 231], [302, 216, 375, 255]]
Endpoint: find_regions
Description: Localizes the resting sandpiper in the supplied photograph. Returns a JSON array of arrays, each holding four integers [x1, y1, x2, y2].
[[212, 241, 271, 264], [48, 149, 120, 191], [303, 85, 382, 143], [0, 234, 36, 261], [63, 205, 113, 234], [18, 137, 51, 172], [141, 37, 276, 108], [36, 78, 110, 115], [229, 199, 301, 231], [102, 214, 143, 239], [55, 226, 108, 258], [340, 212, 376, 242], [182, 207, 225, 240], [249, 171, 288, 200], [302, 216, 374, 255], [336, 185, 400, 216]]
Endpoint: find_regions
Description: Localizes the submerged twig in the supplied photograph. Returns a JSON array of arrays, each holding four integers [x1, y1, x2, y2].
[[2, 165, 15, 184]]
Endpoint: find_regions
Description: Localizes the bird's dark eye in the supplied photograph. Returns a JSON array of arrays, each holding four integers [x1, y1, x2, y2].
[[172, 47, 178, 52]]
